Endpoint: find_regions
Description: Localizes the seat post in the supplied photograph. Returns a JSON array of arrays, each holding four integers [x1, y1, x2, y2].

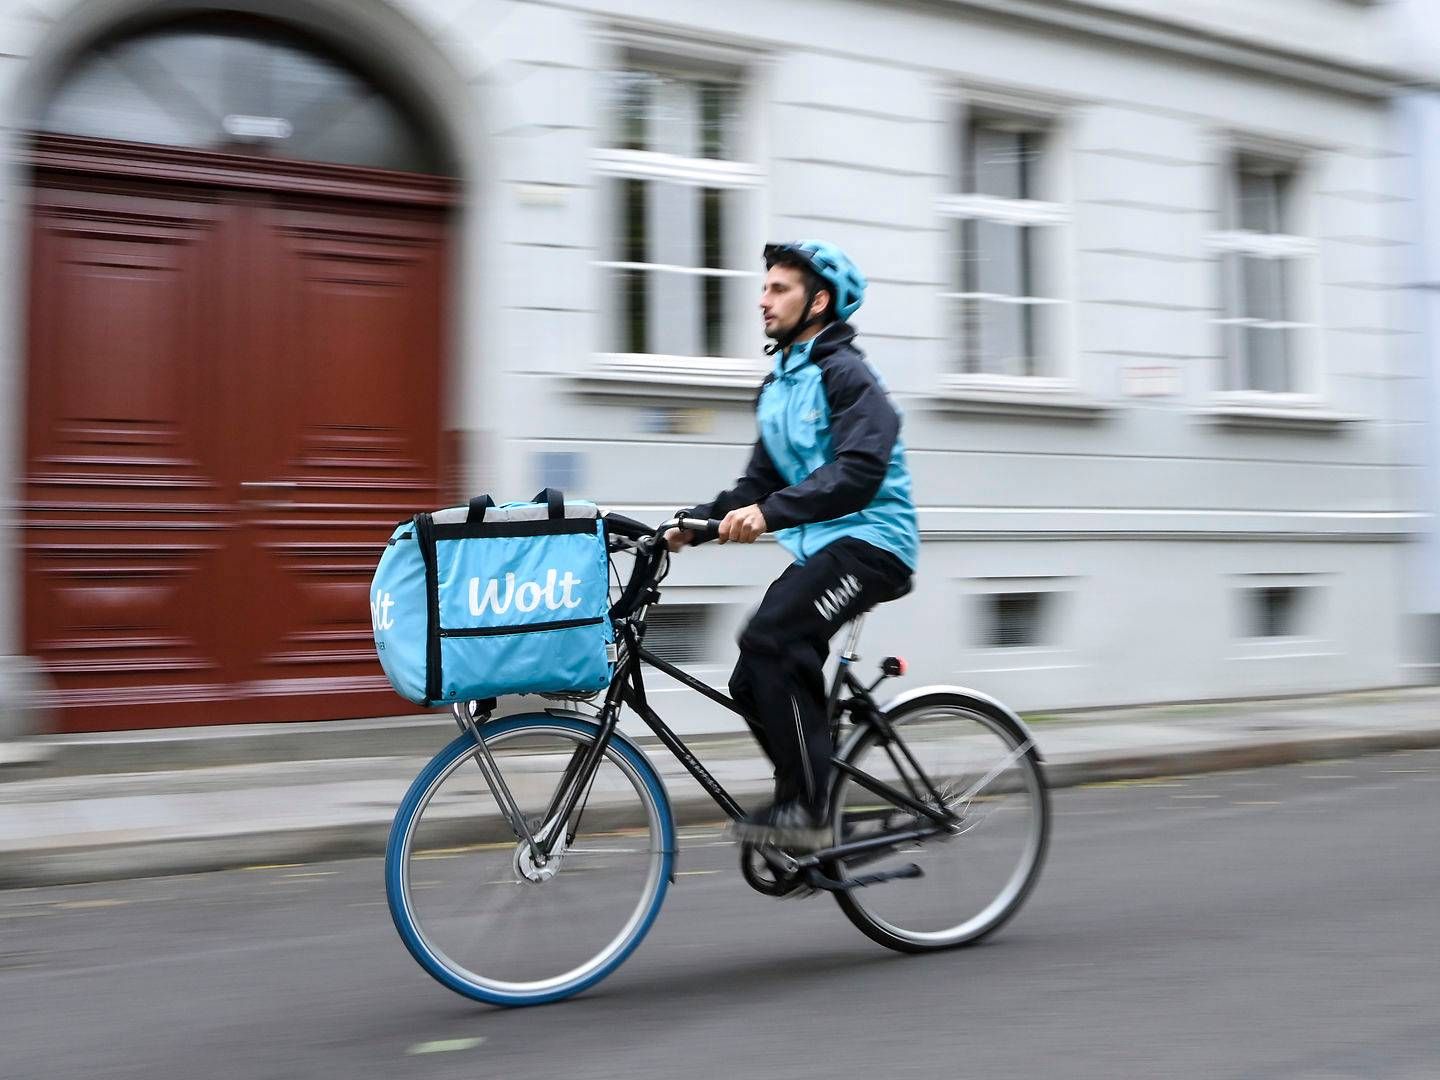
[[840, 616, 865, 664]]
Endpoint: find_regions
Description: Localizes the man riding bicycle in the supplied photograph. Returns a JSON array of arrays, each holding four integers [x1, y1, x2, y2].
[[667, 240, 920, 849]]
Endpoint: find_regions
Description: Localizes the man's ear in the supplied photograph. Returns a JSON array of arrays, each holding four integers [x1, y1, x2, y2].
[[809, 290, 832, 321]]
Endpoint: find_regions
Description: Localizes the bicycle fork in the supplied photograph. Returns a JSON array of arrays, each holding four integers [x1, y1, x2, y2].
[[451, 701, 613, 868]]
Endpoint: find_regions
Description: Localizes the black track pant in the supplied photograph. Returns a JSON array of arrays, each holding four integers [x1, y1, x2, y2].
[[728, 537, 912, 817]]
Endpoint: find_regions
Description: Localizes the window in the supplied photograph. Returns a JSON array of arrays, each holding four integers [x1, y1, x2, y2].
[[1212, 151, 1318, 394], [940, 109, 1068, 378], [41, 15, 445, 173], [642, 604, 716, 665], [1244, 586, 1306, 639], [984, 592, 1049, 649], [595, 63, 760, 362]]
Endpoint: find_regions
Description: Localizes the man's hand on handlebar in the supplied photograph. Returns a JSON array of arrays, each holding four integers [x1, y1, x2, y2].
[[718, 504, 768, 544], [662, 507, 765, 549], [661, 513, 725, 552]]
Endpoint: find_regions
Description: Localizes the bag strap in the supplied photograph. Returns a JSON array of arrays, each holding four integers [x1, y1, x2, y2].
[[532, 488, 565, 520], [466, 494, 495, 523], [413, 512, 443, 706]]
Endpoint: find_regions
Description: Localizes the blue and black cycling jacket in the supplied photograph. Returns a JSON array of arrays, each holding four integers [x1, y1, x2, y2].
[[688, 321, 920, 570]]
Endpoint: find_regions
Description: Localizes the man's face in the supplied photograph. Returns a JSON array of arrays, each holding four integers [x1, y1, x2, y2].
[[760, 263, 825, 339]]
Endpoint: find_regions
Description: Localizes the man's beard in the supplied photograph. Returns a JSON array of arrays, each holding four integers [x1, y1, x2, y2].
[[764, 312, 801, 341]]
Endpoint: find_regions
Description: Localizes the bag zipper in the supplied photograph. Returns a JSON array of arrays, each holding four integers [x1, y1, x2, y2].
[[440, 616, 604, 639]]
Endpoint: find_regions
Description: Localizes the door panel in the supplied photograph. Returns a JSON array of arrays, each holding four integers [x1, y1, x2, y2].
[[24, 171, 448, 731], [233, 198, 445, 713], [25, 183, 234, 727]]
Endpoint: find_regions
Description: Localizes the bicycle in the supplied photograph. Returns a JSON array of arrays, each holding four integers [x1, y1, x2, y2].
[[385, 513, 1050, 1007]]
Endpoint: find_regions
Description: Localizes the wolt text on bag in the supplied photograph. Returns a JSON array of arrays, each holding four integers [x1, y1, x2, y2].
[[370, 490, 614, 705]]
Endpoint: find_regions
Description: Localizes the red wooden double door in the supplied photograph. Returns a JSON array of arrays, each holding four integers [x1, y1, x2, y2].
[[23, 141, 452, 731]]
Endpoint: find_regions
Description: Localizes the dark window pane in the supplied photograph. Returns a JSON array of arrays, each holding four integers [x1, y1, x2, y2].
[[624, 178, 648, 264], [643, 605, 714, 664], [987, 593, 1047, 648], [1249, 587, 1302, 638], [702, 186, 725, 356], [702, 187, 723, 267], [619, 270, 648, 355]]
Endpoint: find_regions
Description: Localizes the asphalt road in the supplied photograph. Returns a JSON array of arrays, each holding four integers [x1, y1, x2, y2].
[[3, 750, 1437, 1080]]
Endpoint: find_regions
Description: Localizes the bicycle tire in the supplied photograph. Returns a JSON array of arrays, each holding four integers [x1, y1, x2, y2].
[[386, 713, 675, 1006], [830, 690, 1049, 953]]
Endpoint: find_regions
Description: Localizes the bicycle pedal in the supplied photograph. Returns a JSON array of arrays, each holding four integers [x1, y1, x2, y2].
[[804, 862, 924, 893]]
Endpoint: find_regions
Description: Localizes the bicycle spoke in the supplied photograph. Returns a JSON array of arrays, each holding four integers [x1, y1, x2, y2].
[[830, 699, 1048, 950], [389, 721, 671, 1001]]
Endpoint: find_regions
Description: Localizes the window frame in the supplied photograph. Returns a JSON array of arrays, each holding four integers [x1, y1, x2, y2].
[[589, 39, 767, 389], [959, 574, 1078, 676], [937, 90, 1077, 392], [1207, 140, 1324, 404], [1228, 572, 1335, 663]]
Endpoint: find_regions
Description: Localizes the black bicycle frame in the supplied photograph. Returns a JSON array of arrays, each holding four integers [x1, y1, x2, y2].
[[520, 619, 960, 868]]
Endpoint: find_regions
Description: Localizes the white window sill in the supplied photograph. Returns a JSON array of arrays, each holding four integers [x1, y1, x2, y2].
[[922, 375, 1111, 420], [568, 354, 767, 402], [1229, 637, 1338, 662], [1197, 394, 1365, 432]]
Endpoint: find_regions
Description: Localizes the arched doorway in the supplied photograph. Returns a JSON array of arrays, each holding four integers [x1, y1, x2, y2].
[[23, 14, 457, 731]]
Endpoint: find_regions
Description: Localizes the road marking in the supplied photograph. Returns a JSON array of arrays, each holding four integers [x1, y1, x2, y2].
[[676, 870, 720, 877], [56, 899, 130, 910], [415, 842, 515, 858], [242, 864, 303, 871], [1384, 769, 1431, 774], [1234, 800, 1281, 806], [407, 1037, 486, 1055]]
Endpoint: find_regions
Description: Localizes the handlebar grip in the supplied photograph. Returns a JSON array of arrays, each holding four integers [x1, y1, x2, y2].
[[677, 517, 723, 543]]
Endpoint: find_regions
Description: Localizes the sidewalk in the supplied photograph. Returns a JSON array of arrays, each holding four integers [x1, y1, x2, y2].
[[1, 686, 1437, 888]]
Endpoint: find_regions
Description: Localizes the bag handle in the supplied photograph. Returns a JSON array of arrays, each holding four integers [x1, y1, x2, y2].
[[532, 488, 565, 520], [466, 494, 495, 523]]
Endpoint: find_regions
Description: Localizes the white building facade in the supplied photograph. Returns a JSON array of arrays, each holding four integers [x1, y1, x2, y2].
[[0, 0, 1432, 734]]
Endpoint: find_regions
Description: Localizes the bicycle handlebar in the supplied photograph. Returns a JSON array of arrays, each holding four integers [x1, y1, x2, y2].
[[603, 512, 721, 544], [603, 512, 723, 620]]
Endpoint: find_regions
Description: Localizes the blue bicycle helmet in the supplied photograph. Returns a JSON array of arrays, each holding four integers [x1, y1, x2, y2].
[[763, 240, 867, 321]]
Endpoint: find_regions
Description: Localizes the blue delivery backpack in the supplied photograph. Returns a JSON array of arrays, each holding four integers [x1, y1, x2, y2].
[[370, 489, 614, 706]]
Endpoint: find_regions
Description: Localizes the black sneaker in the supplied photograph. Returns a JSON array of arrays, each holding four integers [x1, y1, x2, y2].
[[731, 800, 830, 850]]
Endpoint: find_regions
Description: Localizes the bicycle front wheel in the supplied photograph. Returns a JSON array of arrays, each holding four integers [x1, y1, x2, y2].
[[831, 692, 1049, 952], [386, 714, 674, 1006]]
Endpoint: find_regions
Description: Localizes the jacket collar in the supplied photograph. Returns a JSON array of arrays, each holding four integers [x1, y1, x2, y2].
[[772, 320, 856, 377]]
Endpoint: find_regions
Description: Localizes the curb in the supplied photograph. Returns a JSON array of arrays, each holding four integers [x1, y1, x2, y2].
[[4, 727, 1439, 890]]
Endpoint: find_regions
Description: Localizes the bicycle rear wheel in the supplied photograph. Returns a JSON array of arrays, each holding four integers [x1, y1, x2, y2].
[[830, 692, 1048, 952], [386, 714, 674, 1006]]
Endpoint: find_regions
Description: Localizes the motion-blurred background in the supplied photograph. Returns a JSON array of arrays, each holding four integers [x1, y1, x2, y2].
[[0, 0, 1437, 739]]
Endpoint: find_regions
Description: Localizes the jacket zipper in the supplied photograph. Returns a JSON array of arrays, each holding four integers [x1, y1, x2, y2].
[[775, 355, 808, 560]]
